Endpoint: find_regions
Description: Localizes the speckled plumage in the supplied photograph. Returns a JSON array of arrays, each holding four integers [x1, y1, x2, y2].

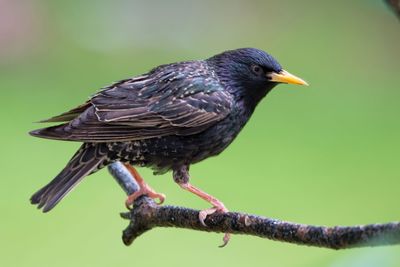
[[30, 48, 294, 212]]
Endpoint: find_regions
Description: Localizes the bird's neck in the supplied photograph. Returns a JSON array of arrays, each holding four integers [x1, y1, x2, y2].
[[224, 79, 276, 111], [242, 83, 276, 109]]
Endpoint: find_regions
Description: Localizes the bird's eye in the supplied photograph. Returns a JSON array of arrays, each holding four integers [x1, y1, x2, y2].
[[251, 65, 263, 75]]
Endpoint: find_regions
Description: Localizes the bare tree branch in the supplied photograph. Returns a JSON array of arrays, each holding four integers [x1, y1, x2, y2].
[[108, 162, 400, 249], [386, 0, 400, 19]]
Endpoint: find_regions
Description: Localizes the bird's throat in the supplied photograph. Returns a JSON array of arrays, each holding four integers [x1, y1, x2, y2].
[[240, 83, 276, 111]]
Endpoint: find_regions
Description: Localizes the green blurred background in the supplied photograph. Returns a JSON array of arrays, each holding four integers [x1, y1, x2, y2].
[[1, 0, 399, 266]]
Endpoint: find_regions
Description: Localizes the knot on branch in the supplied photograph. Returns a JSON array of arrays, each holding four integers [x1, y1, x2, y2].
[[120, 196, 158, 245]]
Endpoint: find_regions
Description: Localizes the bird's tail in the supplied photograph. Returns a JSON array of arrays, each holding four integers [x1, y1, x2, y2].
[[31, 143, 109, 212]]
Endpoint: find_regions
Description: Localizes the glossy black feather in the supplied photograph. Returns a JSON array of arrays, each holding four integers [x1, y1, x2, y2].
[[30, 48, 286, 211], [31, 61, 232, 142]]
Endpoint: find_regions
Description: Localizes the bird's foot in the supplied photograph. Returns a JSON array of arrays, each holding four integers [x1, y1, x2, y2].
[[179, 182, 230, 247], [198, 199, 228, 226], [125, 184, 166, 209], [199, 200, 231, 247], [124, 163, 166, 209]]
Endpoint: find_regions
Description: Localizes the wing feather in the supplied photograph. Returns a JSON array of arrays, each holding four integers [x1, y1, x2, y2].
[[31, 61, 233, 142]]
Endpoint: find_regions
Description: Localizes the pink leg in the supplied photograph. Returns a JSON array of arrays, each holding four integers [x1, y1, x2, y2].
[[179, 182, 231, 247], [124, 164, 166, 209]]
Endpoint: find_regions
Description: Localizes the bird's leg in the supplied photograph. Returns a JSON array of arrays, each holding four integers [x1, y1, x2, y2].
[[173, 166, 231, 247], [179, 183, 229, 222], [123, 163, 166, 209]]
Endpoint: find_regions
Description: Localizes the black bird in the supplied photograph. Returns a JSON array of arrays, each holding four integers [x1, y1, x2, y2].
[[30, 48, 307, 244]]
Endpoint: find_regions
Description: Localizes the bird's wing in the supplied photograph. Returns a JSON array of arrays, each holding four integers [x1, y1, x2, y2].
[[38, 101, 92, 123], [31, 62, 233, 142]]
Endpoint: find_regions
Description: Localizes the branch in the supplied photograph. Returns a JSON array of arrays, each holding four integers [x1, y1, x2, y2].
[[108, 162, 400, 249], [386, 0, 400, 19]]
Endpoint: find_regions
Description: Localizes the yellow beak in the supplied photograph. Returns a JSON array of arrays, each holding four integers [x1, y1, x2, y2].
[[269, 70, 309, 86]]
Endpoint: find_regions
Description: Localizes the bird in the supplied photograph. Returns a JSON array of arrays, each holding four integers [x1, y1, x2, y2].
[[30, 48, 308, 245]]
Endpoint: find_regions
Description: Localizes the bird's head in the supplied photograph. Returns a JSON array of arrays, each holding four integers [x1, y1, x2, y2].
[[207, 48, 308, 104]]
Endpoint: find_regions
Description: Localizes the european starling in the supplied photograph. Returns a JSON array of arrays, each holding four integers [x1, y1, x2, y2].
[[30, 48, 307, 244]]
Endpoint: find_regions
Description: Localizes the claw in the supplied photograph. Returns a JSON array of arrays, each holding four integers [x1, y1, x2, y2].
[[125, 186, 166, 209], [123, 164, 166, 209], [198, 203, 230, 247], [152, 192, 166, 205], [125, 198, 133, 210], [219, 233, 231, 248], [199, 207, 218, 226]]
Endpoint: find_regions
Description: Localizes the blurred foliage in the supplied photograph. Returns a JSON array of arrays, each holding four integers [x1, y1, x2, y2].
[[0, 0, 399, 266]]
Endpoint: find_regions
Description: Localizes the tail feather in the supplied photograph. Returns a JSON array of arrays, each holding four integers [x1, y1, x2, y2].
[[31, 143, 108, 212]]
